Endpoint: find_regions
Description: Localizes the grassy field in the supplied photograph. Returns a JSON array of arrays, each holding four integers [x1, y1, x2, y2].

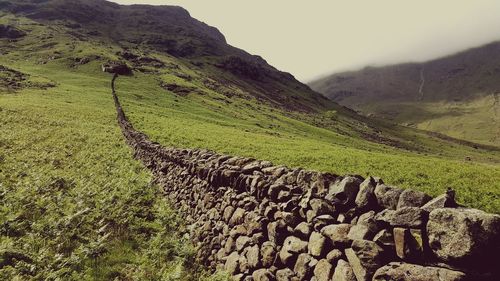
[[0, 64, 226, 280], [114, 72, 500, 213], [1, 7, 500, 280]]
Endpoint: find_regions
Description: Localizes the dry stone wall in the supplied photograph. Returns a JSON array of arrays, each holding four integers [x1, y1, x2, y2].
[[111, 75, 500, 281]]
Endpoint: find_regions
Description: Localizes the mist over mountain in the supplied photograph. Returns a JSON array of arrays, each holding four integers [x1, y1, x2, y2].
[[310, 41, 500, 145]]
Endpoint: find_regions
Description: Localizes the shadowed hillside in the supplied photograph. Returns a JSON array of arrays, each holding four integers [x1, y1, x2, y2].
[[310, 42, 500, 145]]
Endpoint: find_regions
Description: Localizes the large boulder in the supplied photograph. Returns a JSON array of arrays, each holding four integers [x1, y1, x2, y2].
[[427, 208, 500, 266], [373, 262, 467, 281]]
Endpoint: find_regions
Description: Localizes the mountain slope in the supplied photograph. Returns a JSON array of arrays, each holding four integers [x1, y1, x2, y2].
[[310, 42, 500, 145], [1, 0, 499, 279]]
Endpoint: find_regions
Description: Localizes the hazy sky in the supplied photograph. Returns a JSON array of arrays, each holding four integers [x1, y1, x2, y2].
[[112, 0, 500, 82]]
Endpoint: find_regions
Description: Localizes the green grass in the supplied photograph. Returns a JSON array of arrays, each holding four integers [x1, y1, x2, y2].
[[113, 73, 500, 213], [0, 62, 220, 280], [1, 10, 499, 280]]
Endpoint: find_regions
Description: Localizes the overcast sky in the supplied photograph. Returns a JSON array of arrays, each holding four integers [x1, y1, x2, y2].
[[112, 0, 500, 82]]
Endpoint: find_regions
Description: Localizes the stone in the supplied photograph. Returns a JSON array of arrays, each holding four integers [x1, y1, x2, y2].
[[307, 199, 335, 222], [261, 241, 277, 267], [276, 268, 295, 281], [229, 208, 246, 226], [242, 161, 261, 174], [348, 211, 379, 240], [374, 184, 403, 210], [390, 207, 428, 228], [313, 259, 333, 281], [328, 176, 362, 206], [332, 259, 357, 281], [427, 208, 500, 264], [321, 224, 351, 245], [421, 190, 457, 212], [345, 240, 386, 281], [373, 262, 467, 281], [312, 215, 336, 231], [225, 251, 240, 275], [347, 224, 372, 241], [393, 228, 424, 261], [374, 209, 396, 226], [326, 249, 343, 263], [223, 206, 236, 222], [230, 225, 248, 238], [253, 269, 274, 281], [238, 254, 248, 273], [268, 220, 287, 245], [308, 231, 327, 257], [294, 222, 312, 239], [355, 176, 378, 210], [246, 244, 260, 269], [236, 236, 252, 251], [293, 253, 314, 280], [373, 229, 394, 248], [279, 236, 308, 265], [397, 189, 431, 208]]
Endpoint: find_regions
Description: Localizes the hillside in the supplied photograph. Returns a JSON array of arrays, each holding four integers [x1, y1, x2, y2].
[[1, 0, 499, 280], [310, 42, 500, 146]]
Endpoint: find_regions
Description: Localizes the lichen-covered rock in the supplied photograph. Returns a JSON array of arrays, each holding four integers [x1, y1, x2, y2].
[[293, 253, 314, 280], [373, 262, 467, 281], [308, 231, 327, 257], [279, 236, 308, 265], [390, 207, 428, 228], [374, 184, 403, 210], [246, 244, 260, 269], [252, 268, 275, 281], [321, 223, 351, 245], [397, 189, 431, 209], [313, 259, 333, 281], [332, 259, 357, 281], [427, 208, 500, 264], [294, 222, 312, 239], [260, 241, 277, 267], [229, 208, 246, 226], [276, 268, 295, 281], [355, 176, 378, 211], [225, 252, 241, 275], [327, 176, 362, 206], [326, 249, 343, 264], [345, 240, 386, 281], [421, 190, 457, 212]]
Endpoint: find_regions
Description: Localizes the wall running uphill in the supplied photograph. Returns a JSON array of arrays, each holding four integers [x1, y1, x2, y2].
[[110, 73, 500, 281]]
